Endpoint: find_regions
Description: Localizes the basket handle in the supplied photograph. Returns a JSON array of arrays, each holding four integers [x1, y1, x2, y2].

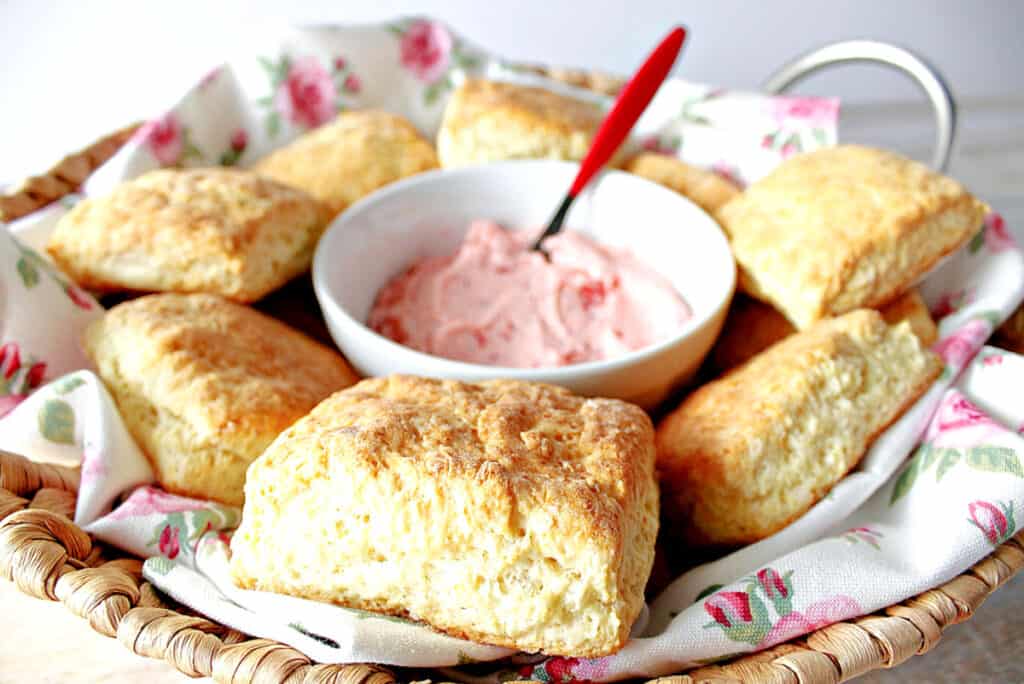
[[762, 40, 956, 172]]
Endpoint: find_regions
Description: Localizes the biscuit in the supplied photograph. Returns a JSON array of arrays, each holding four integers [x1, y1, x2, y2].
[[253, 110, 439, 217], [716, 145, 987, 329], [47, 168, 327, 302], [657, 309, 942, 547], [84, 294, 359, 506], [623, 153, 740, 213], [437, 79, 604, 167], [711, 289, 937, 373], [231, 375, 658, 657]]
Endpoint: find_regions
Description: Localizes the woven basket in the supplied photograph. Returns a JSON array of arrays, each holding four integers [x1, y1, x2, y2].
[[2, 67, 1023, 684]]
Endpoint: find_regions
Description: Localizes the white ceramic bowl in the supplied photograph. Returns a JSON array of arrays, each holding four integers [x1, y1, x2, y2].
[[312, 160, 735, 409]]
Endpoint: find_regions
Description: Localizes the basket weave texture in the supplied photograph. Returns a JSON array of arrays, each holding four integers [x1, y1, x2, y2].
[[2, 68, 1023, 684]]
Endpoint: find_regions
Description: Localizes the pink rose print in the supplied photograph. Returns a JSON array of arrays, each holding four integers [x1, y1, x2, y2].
[[0, 395, 25, 418], [230, 129, 248, 152], [399, 20, 453, 83], [924, 391, 1002, 449], [983, 213, 1015, 253], [983, 353, 1004, 366], [0, 342, 20, 379], [932, 318, 991, 370], [220, 128, 249, 167], [199, 66, 223, 90], [65, 284, 95, 310], [931, 288, 969, 320], [135, 113, 183, 166], [343, 73, 362, 94], [771, 96, 839, 127], [80, 445, 107, 486], [712, 161, 745, 188], [333, 56, 347, 71], [519, 654, 609, 682], [757, 568, 788, 600], [107, 485, 208, 521], [842, 526, 884, 549], [544, 657, 581, 682], [640, 134, 679, 156], [968, 500, 1016, 546], [757, 567, 794, 615], [275, 56, 338, 129], [757, 595, 862, 649], [780, 143, 798, 158], [24, 362, 46, 389], [158, 524, 181, 559], [705, 591, 752, 627]]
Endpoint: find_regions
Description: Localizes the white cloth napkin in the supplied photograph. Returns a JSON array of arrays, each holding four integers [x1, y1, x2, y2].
[[2, 18, 1022, 683]]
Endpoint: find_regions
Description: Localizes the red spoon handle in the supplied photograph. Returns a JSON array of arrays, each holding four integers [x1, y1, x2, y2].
[[569, 26, 686, 197]]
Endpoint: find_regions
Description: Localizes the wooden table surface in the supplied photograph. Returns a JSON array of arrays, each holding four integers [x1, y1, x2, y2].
[[3, 98, 1023, 683]]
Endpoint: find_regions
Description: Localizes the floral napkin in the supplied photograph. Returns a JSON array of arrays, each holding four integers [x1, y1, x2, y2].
[[2, 17, 1022, 683]]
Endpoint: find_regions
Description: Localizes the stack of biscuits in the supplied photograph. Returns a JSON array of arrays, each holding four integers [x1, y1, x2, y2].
[[46, 78, 987, 658]]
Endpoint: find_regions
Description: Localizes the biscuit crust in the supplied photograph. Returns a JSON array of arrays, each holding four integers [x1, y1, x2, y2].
[[658, 310, 942, 547], [84, 294, 359, 505], [716, 145, 986, 329], [254, 110, 439, 217], [711, 289, 937, 373], [437, 79, 604, 167], [624, 153, 740, 214], [47, 168, 327, 302], [230, 375, 658, 657]]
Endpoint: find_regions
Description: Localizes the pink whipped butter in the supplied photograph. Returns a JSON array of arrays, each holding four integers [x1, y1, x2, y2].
[[367, 220, 691, 368]]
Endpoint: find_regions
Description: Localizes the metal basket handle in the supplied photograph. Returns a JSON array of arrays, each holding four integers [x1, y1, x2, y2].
[[762, 40, 956, 172]]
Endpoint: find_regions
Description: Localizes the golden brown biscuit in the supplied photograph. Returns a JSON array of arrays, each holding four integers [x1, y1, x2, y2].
[[231, 375, 658, 657], [878, 289, 938, 347], [657, 310, 942, 547], [716, 145, 987, 329], [253, 110, 439, 217], [437, 78, 604, 167], [47, 168, 327, 302], [712, 289, 937, 373], [624, 153, 741, 213], [84, 294, 359, 505]]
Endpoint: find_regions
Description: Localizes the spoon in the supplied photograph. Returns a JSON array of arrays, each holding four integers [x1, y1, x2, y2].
[[532, 26, 687, 252]]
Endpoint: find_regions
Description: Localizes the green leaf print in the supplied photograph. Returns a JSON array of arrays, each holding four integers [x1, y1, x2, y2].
[[979, 309, 1004, 328], [54, 376, 86, 395], [695, 583, 725, 602], [452, 48, 480, 69], [145, 556, 174, 577], [290, 622, 341, 648], [266, 112, 281, 138], [16, 257, 39, 288], [38, 399, 75, 444], [968, 227, 986, 253], [348, 607, 417, 625], [967, 446, 1024, 477], [219, 148, 242, 167], [890, 449, 922, 504], [456, 651, 479, 665], [935, 448, 961, 482]]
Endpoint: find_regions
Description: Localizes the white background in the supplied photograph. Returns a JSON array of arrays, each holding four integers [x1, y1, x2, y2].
[[1, 0, 1021, 185]]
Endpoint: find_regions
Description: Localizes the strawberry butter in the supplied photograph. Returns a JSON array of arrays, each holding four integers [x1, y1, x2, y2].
[[367, 220, 691, 368]]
